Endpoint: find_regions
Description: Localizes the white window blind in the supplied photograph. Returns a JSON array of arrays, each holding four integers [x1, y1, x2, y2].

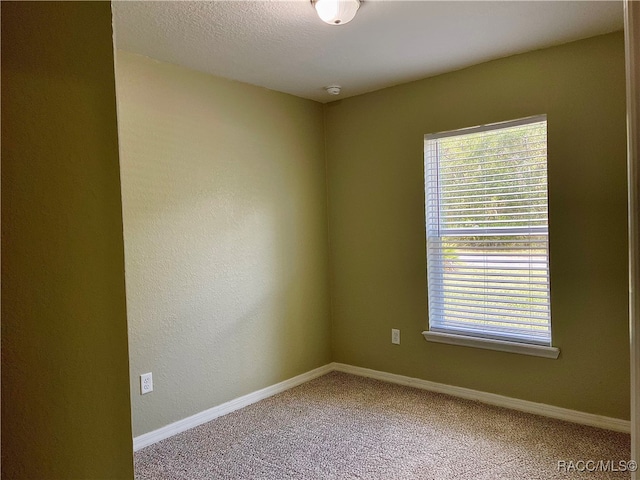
[[424, 115, 551, 346]]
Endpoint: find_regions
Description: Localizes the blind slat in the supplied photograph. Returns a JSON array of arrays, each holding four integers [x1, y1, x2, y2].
[[434, 165, 547, 182], [431, 299, 549, 314], [432, 189, 547, 202], [430, 287, 550, 299], [438, 182, 548, 196], [432, 155, 546, 174], [435, 175, 548, 192], [434, 308, 549, 324], [438, 145, 546, 164]]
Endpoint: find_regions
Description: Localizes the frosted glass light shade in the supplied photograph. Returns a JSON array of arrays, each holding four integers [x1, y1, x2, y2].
[[314, 0, 360, 25]]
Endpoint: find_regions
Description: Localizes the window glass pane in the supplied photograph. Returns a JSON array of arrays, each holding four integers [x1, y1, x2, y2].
[[425, 116, 551, 346]]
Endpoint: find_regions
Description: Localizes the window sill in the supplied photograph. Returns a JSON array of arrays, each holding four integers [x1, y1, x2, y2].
[[422, 330, 560, 359]]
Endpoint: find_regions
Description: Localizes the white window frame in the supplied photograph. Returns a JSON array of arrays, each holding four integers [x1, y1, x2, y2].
[[422, 115, 559, 359]]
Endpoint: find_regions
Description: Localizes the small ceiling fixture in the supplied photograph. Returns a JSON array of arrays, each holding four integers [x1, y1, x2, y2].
[[325, 85, 342, 95], [312, 0, 360, 26]]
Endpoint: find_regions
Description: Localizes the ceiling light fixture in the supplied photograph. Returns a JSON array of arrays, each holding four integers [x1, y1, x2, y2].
[[312, 0, 360, 26], [325, 85, 341, 95]]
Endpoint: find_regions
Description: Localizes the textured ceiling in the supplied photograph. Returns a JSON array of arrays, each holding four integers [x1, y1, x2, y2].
[[112, 1, 623, 103]]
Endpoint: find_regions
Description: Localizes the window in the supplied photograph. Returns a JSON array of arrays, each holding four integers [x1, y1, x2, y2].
[[423, 115, 557, 357]]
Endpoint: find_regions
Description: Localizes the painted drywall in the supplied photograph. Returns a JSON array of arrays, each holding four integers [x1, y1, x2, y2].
[[115, 51, 331, 436], [325, 32, 630, 420], [1, 2, 134, 478]]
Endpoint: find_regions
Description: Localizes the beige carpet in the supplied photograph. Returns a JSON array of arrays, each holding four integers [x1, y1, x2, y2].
[[135, 372, 630, 479]]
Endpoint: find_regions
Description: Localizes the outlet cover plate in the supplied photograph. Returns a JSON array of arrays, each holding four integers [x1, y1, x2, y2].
[[140, 372, 153, 395]]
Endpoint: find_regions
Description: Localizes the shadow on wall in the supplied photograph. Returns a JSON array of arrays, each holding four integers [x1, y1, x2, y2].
[[115, 50, 331, 437]]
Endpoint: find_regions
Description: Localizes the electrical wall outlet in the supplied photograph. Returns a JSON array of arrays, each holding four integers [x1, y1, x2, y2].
[[391, 329, 400, 345], [140, 372, 153, 395]]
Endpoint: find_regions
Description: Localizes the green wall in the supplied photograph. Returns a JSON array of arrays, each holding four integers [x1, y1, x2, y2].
[[1, 2, 134, 478], [325, 32, 630, 420], [115, 51, 331, 437]]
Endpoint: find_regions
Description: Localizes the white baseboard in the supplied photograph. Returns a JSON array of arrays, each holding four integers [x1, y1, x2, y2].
[[331, 362, 631, 433], [133, 364, 333, 451], [134, 361, 630, 451]]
